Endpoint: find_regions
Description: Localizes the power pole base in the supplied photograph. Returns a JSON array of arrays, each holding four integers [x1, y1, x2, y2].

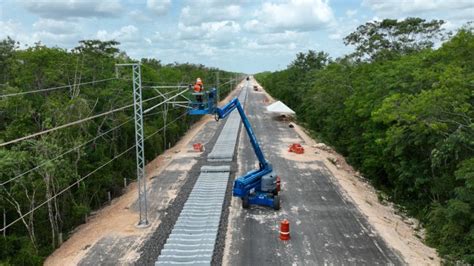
[[135, 220, 150, 229]]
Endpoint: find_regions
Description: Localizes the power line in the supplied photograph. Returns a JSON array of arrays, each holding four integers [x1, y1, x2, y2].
[[0, 110, 188, 232], [144, 88, 188, 114], [1, 146, 134, 233], [149, 87, 182, 99], [0, 77, 117, 98], [1, 108, 169, 186], [120, 78, 190, 87], [0, 104, 132, 147], [217, 78, 237, 97], [220, 78, 236, 86], [145, 111, 187, 139], [0, 119, 133, 187], [144, 109, 167, 117], [143, 85, 189, 89], [0, 91, 179, 147]]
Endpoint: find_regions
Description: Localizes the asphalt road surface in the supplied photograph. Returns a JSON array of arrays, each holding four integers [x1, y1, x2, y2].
[[223, 79, 404, 265]]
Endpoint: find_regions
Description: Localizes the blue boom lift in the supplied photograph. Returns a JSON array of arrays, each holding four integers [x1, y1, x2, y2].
[[189, 87, 280, 210]]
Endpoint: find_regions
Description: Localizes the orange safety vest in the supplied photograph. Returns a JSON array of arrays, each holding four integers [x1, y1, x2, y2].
[[194, 81, 203, 92]]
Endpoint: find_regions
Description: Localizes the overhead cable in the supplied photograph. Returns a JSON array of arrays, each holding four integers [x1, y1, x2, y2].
[[1, 107, 170, 186], [0, 77, 117, 98], [0, 119, 133, 186], [0, 111, 188, 232], [220, 78, 236, 86], [144, 88, 188, 114], [0, 92, 178, 147], [143, 85, 189, 89], [120, 78, 189, 87], [0, 145, 134, 232]]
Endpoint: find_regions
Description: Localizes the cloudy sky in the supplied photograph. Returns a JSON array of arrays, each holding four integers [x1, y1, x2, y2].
[[1, 0, 473, 73]]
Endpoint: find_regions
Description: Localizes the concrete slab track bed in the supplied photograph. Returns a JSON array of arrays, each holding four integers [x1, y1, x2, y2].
[[156, 87, 248, 265], [156, 168, 229, 265], [207, 87, 248, 162]]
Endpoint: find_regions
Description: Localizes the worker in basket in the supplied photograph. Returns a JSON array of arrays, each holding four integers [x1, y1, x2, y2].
[[193, 77, 204, 107]]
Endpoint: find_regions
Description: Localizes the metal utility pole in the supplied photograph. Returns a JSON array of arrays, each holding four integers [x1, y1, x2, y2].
[[3, 209, 5, 238], [116, 63, 149, 227], [216, 71, 220, 102]]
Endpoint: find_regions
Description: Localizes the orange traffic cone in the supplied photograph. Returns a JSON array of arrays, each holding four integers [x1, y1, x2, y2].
[[288, 143, 304, 154], [280, 219, 290, 240], [193, 143, 203, 152]]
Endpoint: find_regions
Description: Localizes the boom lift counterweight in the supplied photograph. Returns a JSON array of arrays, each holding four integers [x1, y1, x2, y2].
[[188, 86, 280, 210]]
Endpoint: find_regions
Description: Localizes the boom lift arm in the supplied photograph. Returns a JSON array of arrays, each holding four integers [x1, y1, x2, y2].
[[189, 88, 280, 210]]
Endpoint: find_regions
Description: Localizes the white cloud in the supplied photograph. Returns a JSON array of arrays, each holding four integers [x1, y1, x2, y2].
[[346, 9, 358, 18], [196, 43, 216, 56], [128, 10, 153, 22], [96, 25, 139, 43], [258, 31, 306, 45], [362, 0, 474, 19], [241, 31, 307, 52], [243, 19, 259, 31], [177, 20, 241, 44], [0, 19, 80, 47], [246, 0, 335, 33], [179, 4, 242, 26], [150, 31, 166, 42], [32, 31, 79, 46], [243, 39, 298, 53], [33, 19, 79, 35], [14, 0, 470, 74], [329, 32, 341, 40], [327, 16, 361, 42], [23, 0, 123, 19], [362, 0, 474, 33], [172, 1, 244, 54], [147, 0, 171, 15], [0, 20, 20, 38], [0, 20, 31, 44]]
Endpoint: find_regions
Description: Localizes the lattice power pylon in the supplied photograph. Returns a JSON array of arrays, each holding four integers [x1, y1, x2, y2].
[[116, 63, 149, 227]]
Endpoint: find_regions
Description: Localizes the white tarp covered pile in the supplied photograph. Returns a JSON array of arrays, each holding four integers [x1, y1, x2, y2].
[[266, 101, 295, 115]]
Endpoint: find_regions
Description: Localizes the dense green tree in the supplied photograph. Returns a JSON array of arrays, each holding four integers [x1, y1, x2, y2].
[[0, 38, 238, 264], [0, 37, 18, 84], [259, 50, 331, 113], [256, 24, 473, 263], [288, 50, 330, 72], [344, 17, 446, 60]]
